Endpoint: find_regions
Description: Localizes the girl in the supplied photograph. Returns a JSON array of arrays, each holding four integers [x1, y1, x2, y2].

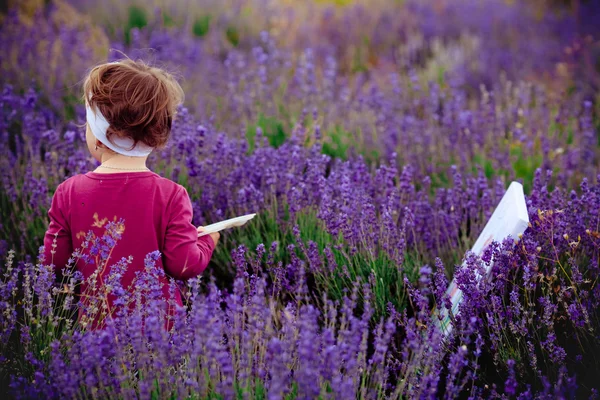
[[43, 58, 219, 328]]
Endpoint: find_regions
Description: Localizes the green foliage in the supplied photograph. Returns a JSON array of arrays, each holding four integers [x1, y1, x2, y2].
[[251, 379, 266, 399], [437, 66, 447, 87], [286, 382, 298, 399], [351, 42, 369, 74], [511, 143, 543, 193], [226, 26, 240, 47], [245, 114, 383, 165], [472, 154, 504, 180], [62, 90, 80, 122], [322, 126, 350, 160], [210, 205, 419, 319], [245, 115, 381, 165], [124, 6, 148, 45], [192, 15, 212, 37], [209, 203, 291, 275], [246, 114, 288, 152], [0, 189, 49, 258]]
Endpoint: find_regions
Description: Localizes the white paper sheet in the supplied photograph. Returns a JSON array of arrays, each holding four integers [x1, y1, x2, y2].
[[198, 213, 257, 236]]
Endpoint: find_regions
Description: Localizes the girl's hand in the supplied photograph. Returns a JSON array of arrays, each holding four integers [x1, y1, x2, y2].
[[197, 226, 220, 245], [209, 231, 220, 245]]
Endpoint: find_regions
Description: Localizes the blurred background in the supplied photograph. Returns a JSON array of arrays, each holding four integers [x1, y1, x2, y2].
[[1, 0, 599, 118], [1, 0, 599, 259]]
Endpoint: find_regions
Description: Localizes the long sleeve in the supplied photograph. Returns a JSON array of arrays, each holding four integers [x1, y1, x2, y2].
[[43, 184, 73, 271], [162, 186, 215, 280]]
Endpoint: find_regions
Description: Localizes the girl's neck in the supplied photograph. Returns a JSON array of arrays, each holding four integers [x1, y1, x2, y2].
[[94, 153, 150, 174]]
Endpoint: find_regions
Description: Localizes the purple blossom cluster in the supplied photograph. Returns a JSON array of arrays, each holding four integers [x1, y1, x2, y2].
[[1, 0, 600, 398], [2, 233, 402, 399], [2, 192, 599, 398], [2, 84, 599, 395], [2, 0, 600, 120]]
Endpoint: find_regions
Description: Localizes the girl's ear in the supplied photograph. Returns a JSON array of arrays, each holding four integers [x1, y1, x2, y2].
[[95, 139, 105, 150]]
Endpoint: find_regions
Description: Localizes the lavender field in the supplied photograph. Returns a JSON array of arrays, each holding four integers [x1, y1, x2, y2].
[[1, 0, 600, 398]]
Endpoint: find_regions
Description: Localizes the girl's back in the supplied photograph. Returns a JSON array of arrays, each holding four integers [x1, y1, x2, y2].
[[43, 59, 219, 328]]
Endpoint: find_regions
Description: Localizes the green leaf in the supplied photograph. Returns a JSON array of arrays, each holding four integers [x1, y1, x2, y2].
[[226, 26, 240, 47], [322, 126, 350, 160], [124, 6, 148, 45], [192, 15, 212, 37], [246, 114, 288, 152]]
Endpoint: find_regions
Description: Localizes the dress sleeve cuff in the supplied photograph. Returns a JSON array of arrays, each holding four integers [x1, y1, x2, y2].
[[199, 233, 216, 250]]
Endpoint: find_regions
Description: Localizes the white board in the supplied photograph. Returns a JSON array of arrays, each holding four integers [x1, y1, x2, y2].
[[436, 181, 529, 336]]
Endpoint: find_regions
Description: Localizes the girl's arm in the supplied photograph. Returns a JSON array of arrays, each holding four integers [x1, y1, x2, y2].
[[43, 184, 73, 271], [163, 186, 216, 280]]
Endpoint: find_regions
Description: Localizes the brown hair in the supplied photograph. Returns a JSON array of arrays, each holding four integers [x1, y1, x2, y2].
[[83, 58, 184, 150]]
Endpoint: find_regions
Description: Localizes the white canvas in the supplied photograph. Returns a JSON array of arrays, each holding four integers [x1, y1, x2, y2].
[[436, 181, 529, 336]]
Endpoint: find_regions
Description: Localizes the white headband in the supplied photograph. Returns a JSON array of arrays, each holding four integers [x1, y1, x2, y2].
[[85, 103, 154, 157]]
